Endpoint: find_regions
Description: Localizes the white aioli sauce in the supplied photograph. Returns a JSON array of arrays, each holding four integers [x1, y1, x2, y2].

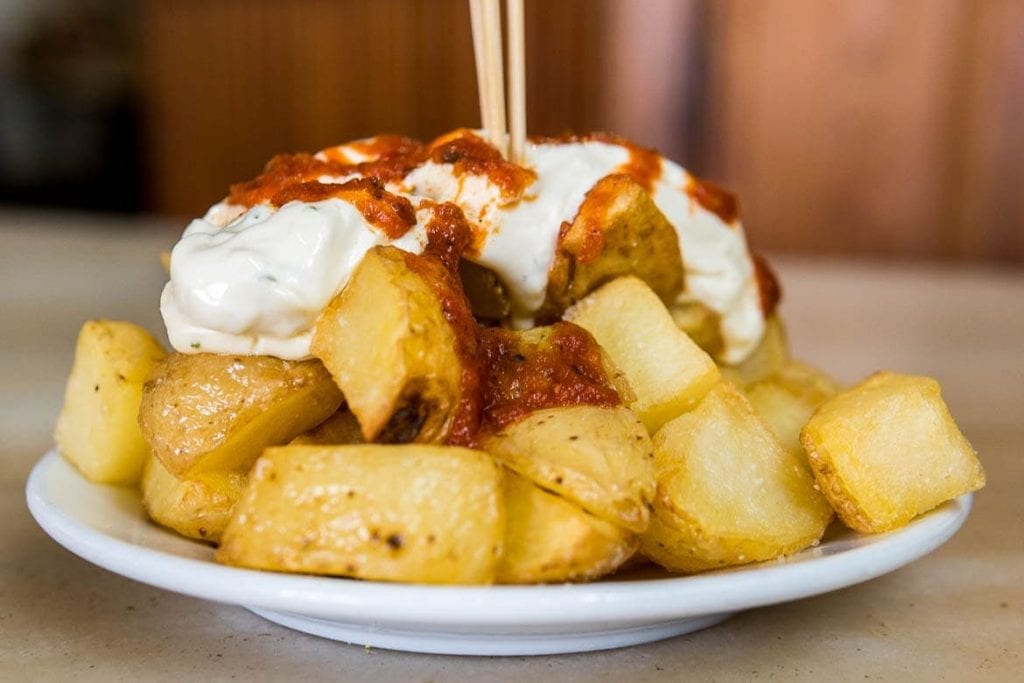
[[161, 199, 427, 358], [161, 133, 766, 363]]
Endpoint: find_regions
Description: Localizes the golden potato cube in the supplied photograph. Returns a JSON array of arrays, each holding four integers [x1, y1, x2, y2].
[[311, 246, 480, 445], [640, 383, 832, 573], [801, 371, 985, 533], [55, 320, 166, 484], [498, 470, 637, 584], [138, 353, 343, 477], [217, 445, 504, 584], [565, 276, 720, 433], [538, 174, 684, 321], [141, 454, 247, 543], [746, 360, 841, 455], [718, 316, 789, 387], [483, 405, 654, 533]]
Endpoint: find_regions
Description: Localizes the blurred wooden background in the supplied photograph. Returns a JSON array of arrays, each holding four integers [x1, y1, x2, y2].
[[140, 0, 1024, 263]]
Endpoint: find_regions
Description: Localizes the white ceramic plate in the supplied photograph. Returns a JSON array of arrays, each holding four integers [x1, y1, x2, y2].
[[27, 449, 971, 656]]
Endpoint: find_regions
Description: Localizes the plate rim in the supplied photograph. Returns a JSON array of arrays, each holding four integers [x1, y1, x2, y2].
[[26, 449, 972, 627]]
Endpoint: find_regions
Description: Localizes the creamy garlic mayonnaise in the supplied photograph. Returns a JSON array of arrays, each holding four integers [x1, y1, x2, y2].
[[161, 198, 428, 358], [161, 131, 766, 363]]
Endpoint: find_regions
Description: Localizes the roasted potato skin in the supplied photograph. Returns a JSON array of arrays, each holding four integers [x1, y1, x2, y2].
[[311, 246, 481, 446], [484, 405, 655, 533], [538, 174, 684, 321], [217, 444, 504, 584], [141, 454, 247, 543], [801, 371, 985, 533], [641, 383, 832, 573], [138, 353, 343, 476], [498, 470, 637, 584], [55, 320, 167, 484]]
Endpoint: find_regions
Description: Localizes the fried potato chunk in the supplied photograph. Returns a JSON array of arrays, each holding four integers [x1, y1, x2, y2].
[[484, 405, 654, 533], [801, 372, 985, 533], [718, 316, 789, 387], [498, 470, 637, 584], [746, 361, 841, 455], [566, 276, 720, 433], [55, 320, 167, 484], [311, 246, 480, 445], [641, 383, 832, 573], [141, 454, 247, 544], [138, 353, 342, 477], [217, 445, 504, 584], [538, 174, 684, 321]]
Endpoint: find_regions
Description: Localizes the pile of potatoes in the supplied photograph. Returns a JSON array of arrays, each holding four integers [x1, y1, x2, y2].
[[55, 274, 982, 584], [53, 173, 984, 584]]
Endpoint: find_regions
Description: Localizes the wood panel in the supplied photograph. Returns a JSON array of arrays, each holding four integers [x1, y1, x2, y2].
[[949, 0, 1024, 263], [141, 0, 608, 215], [701, 0, 1024, 262]]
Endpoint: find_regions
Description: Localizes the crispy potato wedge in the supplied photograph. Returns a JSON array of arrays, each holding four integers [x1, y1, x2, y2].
[[217, 445, 504, 584], [55, 320, 167, 484], [746, 361, 841, 454], [565, 276, 720, 433], [138, 353, 342, 477], [801, 372, 985, 533], [498, 470, 637, 584], [141, 454, 247, 544], [311, 246, 480, 445], [483, 405, 654, 533], [641, 383, 832, 573], [538, 174, 684, 321], [718, 316, 789, 387]]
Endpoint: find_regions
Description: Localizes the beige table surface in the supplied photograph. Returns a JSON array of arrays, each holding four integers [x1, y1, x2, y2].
[[1, 212, 1021, 681]]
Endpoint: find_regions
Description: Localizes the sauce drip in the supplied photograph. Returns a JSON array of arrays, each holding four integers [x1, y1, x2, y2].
[[228, 153, 348, 207], [227, 158, 418, 239], [557, 174, 631, 265], [686, 176, 740, 225], [479, 322, 622, 433], [752, 253, 782, 316], [273, 178, 417, 239], [398, 250, 482, 448], [318, 135, 421, 164], [425, 130, 536, 198], [420, 200, 477, 270]]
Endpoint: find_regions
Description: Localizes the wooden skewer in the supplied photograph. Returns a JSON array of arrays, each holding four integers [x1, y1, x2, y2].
[[480, 0, 507, 155], [469, 0, 525, 160], [506, 0, 526, 164], [468, 0, 491, 137]]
